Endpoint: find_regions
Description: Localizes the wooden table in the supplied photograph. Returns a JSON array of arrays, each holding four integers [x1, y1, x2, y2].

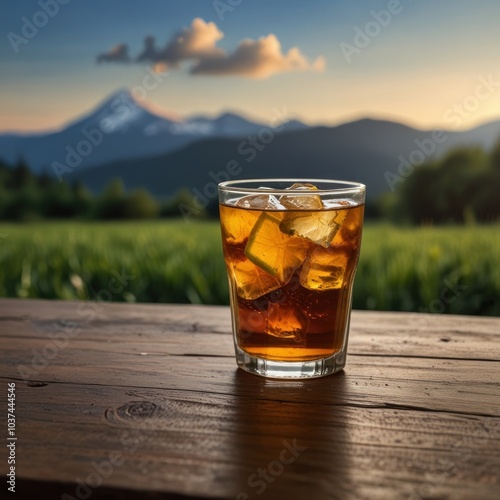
[[1, 298, 499, 500]]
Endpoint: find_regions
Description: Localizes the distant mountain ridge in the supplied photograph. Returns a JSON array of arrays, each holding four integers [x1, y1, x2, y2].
[[1, 89, 500, 201], [68, 117, 500, 201], [0, 89, 308, 172]]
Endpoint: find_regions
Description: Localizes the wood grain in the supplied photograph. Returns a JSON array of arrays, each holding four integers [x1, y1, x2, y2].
[[0, 298, 499, 500]]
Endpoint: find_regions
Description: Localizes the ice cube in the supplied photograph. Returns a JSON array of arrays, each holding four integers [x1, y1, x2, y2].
[[280, 209, 346, 248], [279, 183, 323, 210], [228, 255, 282, 300], [267, 301, 308, 343], [236, 194, 285, 210], [338, 204, 363, 249], [220, 204, 260, 245], [237, 300, 268, 335], [299, 246, 349, 290]]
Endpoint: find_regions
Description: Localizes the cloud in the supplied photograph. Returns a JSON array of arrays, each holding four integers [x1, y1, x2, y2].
[[97, 43, 130, 63], [136, 35, 159, 63], [191, 34, 325, 78], [97, 18, 325, 79], [136, 18, 223, 65]]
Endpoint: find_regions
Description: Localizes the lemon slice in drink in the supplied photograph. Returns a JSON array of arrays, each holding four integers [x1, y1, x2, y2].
[[245, 213, 308, 284]]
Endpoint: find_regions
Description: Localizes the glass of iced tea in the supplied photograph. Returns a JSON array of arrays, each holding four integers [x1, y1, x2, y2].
[[218, 179, 365, 378]]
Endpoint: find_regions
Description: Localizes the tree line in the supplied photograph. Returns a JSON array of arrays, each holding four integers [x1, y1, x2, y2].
[[2, 140, 500, 223], [0, 159, 217, 221], [376, 139, 500, 224]]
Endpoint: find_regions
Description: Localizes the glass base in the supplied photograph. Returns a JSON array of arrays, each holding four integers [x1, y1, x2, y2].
[[235, 345, 346, 379]]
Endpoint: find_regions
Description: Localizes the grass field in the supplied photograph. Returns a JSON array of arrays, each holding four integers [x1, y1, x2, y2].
[[0, 221, 498, 316]]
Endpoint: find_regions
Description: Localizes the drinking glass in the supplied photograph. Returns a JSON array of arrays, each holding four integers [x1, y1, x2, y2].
[[218, 179, 365, 378]]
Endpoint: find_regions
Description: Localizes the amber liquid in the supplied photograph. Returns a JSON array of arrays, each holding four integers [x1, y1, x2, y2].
[[220, 203, 364, 362]]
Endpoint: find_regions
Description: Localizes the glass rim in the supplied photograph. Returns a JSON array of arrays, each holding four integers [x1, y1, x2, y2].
[[218, 178, 365, 196]]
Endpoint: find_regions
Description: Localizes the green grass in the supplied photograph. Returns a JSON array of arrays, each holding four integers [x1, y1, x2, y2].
[[0, 220, 226, 305], [354, 224, 500, 316], [0, 221, 499, 315]]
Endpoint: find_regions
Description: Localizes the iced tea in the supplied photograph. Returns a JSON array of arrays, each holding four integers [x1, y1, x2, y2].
[[219, 181, 364, 374]]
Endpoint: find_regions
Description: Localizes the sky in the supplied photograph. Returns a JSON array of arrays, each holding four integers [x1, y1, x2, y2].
[[1, 0, 500, 133]]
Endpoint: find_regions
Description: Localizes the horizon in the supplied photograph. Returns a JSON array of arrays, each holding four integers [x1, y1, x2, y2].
[[1, 1, 500, 133], [3, 86, 500, 138]]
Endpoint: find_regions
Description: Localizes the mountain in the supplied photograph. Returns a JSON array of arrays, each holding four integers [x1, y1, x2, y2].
[[68, 117, 500, 202], [182, 113, 309, 136], [0, 89, 308, 172], [2, 88, 500, 202]]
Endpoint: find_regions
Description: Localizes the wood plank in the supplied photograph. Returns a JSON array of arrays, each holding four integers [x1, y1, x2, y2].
[[1, 299, 499, 361], [0, 298, 232, 334], [1, 342, 499, 417], [9, 379, 500, 500], [350, 310, 500, 361], [1, 298, 499, 499]]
